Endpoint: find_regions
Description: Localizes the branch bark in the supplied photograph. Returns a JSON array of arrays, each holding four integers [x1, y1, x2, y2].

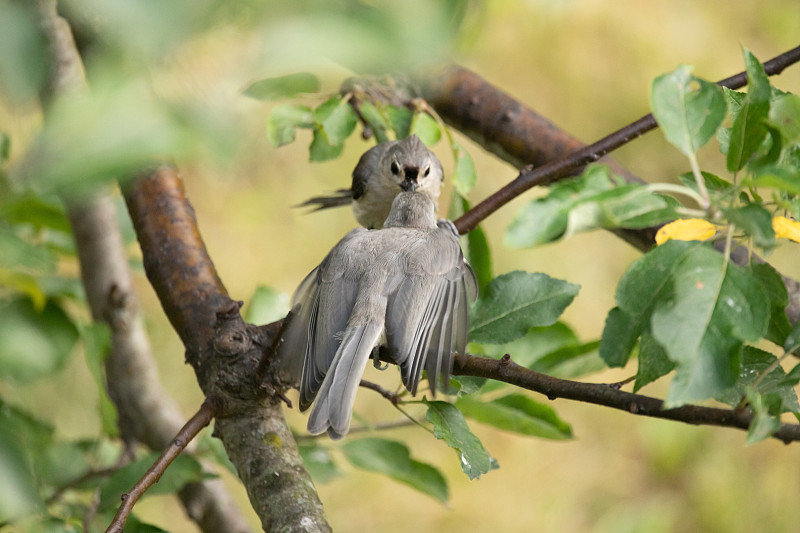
[[452, 353, 800, 444], [35, 1, 273, 531], [123, 166, 330, 532]]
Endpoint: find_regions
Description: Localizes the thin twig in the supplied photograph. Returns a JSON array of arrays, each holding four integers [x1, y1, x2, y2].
[[454, 45, 800, 234], [453, 353, 800, 444], [105, 399, 218, 533]]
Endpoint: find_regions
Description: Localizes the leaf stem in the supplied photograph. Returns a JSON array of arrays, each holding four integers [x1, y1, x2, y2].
[[688, 153, 710, 209], [647, 182, 706, 207]]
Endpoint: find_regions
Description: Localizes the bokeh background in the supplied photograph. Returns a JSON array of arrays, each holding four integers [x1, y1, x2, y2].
[[3, 1, 800, 531]]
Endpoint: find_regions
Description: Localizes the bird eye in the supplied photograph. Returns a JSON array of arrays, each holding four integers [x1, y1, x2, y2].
[[391, 161, 400, 175], [423, 166, 430, 177]]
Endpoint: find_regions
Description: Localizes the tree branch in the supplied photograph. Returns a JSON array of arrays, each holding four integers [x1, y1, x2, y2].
[[453, 353, 800, 444], [447, 45, 800, 234], [123, 166, 330, 532], [105, 399, 217, 533], [36, 1, 254, 531]]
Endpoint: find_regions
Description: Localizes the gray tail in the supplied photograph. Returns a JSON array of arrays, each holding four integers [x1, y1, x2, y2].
[[295, 189, 352, 211], [307, 322, 383, 439]]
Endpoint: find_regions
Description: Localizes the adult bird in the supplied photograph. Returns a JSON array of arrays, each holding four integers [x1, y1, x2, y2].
[[298, 134, 444, 229], [280, 187, 476, 439]]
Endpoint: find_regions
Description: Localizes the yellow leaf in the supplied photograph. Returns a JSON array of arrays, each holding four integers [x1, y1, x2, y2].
[[773, 216, 800, 243], [655, 218, 716, 245]]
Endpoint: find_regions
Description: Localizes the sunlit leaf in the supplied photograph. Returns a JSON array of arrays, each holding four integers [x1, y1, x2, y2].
[[266, 104, 313, 147], [451, 141, 476, 196], [244, 286, 290, 325], [313, 96, 358, 147], [651, 65, 726, 156], [243, 73, 320, 100], [654, 218, 715, 245], [772, 216, 800, 243], [410, 112, 441, 147]]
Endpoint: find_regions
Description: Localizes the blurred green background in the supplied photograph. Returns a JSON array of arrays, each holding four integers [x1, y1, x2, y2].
[[2, 0, 800, 531]]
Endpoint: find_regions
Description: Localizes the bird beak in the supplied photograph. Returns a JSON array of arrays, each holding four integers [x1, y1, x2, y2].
[[401, 166, 419, 192]]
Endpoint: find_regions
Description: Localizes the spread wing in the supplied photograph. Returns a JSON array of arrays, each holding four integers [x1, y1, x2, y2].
[[278, 229, 365, 410], [384, 228, 477, 395]]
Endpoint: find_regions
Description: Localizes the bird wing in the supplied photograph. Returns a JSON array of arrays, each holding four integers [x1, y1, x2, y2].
[[279, 229, 365, 411], [384, 228, 477, 395]]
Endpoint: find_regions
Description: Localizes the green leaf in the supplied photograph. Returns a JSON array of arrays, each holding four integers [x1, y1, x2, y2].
[[80, 323, 118, 437], [0, 1, 47, 105], [298, 443, 340, 483], [0, 298, 79, 384], [0, 132, 9, 163], [266, 104, 313, 147], [748, 166, 800, 195], [599, 307, 643, 367], [0, 424, 43, 521], [469, 271, 580, 344], [715, 346, 799, 414], [634, 332, 675, 391], [1, 193, 71, 233], [677, 170, 733, 195], [355, 101, 390, 144], [649, 246, 769, 406], [0, 225, 57, 272], [244, 286, 290, 325], [456, 394, 572, 440], [452, 141, 477, 196], [532, 339, 604, 379], [410, 112, 441, 146], [745, 388, 782, 446], [424, 400, 497, 480], [470, 322, 600, 387], [341, 438, 448, 502], [99, 454, 207, 512], [387, 106, 413, 139], [313, 95, 358, 147], [309, 128, 344, 161], [767, 92, 800, 145], [243, 73, 320, 100], [727, 49, 771, 171], [751, 263, 791, 346], [650, 64, 726, 156], [722, 203, 775, 249], [784, 319, 800, 356], [615, 240, 697, 317]]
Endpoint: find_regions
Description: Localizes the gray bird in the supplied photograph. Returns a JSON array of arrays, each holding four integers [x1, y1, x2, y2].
[[280, 188, 477, 439], [298, 134, 445, 229]]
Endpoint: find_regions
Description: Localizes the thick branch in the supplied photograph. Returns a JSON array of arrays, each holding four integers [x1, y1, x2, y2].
[[446, 45, 800, 234], [453, 353, 800, 444], [123, 166, 329, 532], [36, 1, 254, 531]]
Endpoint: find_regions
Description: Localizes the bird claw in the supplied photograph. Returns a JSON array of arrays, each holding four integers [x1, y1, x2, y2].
[[372, 348, 388, 370]]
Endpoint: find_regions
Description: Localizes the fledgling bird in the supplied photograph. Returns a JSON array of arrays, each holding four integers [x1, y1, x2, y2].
[[279, 187, 477, 439], [298, 134, 444, 229]]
